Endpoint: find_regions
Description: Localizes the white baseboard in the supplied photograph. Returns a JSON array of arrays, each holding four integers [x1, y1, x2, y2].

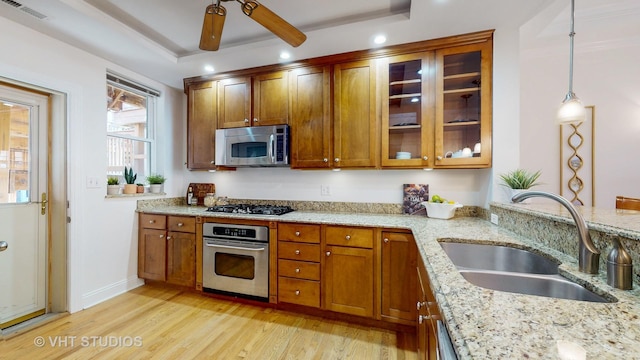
[[80, 276, 144, 310]]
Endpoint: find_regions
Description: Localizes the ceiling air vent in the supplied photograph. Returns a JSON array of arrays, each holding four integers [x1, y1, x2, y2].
[[1, 0, 47, 20]]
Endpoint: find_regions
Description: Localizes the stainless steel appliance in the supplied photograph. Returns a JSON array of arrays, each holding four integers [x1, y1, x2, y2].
[[215, 125, 290, 167], [202, 223, 270, 301], [206, 204, 294, 216]]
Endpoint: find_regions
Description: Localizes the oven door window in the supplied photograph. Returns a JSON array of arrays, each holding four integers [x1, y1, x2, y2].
[[231, 141, 267, 159], [214, 252, 255, 280]]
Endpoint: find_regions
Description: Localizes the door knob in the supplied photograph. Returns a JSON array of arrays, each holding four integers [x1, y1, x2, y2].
[[0, 241, 8, 252]]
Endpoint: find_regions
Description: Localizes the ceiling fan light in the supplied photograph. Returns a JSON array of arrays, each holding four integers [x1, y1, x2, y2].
[[557, 93, 586, 125]]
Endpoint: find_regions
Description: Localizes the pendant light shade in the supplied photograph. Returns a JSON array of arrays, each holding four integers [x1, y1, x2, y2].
[[557, 0, 585, 125]]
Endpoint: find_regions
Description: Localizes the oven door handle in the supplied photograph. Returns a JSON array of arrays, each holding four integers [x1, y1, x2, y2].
[[205, 243, 266, 252]]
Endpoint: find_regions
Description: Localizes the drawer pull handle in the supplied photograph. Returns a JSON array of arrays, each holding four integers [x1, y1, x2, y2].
[[295, 250, 300, 255], [345, 235, 351, 240], [295, 268, 300, 273], [295, 231, 300, 237], [295, 290, 300, 296], [149, 220, 155, 224], [177, 223, 184, 227]]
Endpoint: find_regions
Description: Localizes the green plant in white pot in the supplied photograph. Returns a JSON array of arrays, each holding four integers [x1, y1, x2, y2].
[[107, 176, 120, 195], [499, 169, 542, 202], [146, 174, 166, 194]]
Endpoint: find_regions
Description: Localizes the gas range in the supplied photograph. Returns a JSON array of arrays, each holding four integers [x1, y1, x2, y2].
[[205, 204, 295, 216]]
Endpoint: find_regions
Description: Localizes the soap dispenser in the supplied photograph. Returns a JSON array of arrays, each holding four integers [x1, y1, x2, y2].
[[607, 238, 633, 290]]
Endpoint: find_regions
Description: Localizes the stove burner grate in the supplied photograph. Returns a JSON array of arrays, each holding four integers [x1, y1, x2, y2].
[[206, 204, 294, 216]]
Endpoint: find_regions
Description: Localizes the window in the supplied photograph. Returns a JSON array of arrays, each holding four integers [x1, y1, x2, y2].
[[106, 73, 159, 185]]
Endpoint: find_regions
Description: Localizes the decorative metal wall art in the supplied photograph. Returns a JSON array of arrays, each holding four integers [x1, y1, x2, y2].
[[559, 105, 595, 206]]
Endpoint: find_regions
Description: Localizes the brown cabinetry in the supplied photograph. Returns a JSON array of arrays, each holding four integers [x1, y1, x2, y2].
[[289, 65, 332, 169], [277, 223, 321, 308], [217, 72, 289, 129], [417, 258, 441, 360], [138, 213, 196, 287], [381, 231, 417, 325], [333, 59, 378, 168], [323, 225, 374, 317], [187, 81, 217, 170], [435, 41, 492, 168]]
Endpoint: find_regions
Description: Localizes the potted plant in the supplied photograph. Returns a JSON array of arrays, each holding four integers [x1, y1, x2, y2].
[[136, 183, 145, 193], [123, 166, 137, 194], [499, 169, 542, 202], [146, 174, 166, 194], [107, 177, 120, 195]]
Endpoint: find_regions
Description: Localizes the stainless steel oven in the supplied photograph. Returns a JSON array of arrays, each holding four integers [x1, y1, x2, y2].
[[202, 223, 269, 301]]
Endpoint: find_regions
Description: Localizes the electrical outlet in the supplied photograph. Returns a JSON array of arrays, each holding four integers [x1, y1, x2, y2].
[[490, 213, 499, 225], [321, 185, 331, 196], [86, 176, 101, 189]]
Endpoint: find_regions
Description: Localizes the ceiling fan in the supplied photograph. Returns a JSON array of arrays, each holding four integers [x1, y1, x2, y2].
[[199, 0, 307, 51]]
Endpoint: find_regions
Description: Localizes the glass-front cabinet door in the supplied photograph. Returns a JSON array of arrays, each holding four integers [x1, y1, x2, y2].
[[381, 52, 434, 168], [435, 42, 492, 168]]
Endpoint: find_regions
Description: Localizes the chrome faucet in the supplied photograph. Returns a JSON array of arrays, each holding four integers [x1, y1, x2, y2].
[[511, 191, 600, 274]]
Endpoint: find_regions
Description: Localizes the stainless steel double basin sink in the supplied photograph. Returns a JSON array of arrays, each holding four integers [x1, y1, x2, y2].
[[439, 242, 615, 303]]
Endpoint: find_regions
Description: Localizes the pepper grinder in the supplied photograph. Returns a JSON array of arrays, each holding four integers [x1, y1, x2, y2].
[[607, 238, 633, 290]]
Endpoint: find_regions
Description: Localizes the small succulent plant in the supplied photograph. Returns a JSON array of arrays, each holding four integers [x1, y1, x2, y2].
[[123, 166, 137, 184]]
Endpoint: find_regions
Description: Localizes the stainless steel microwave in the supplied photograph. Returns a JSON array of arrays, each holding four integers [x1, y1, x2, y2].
[[215, 125, 290, 167]]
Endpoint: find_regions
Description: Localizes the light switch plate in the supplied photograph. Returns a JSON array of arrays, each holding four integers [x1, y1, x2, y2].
[[86, 176, 101, 188]]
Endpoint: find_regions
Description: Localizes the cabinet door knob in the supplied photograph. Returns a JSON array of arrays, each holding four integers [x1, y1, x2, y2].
[[334, 158, 340, 163], [210, 160, 215, 164], [166, 236, 171, 240], [295, 268, 300, 273], [417, 301, 422, 310], [295, 231, 300, 237], [244, 119, 249, 123], [423, 156, 428, 161], [159, 234, 164, 238], [323, 158, 328, 163], [418, 315, 425, 324], [383, 238, 389, 243], [295, 290, 300, 296], [149, 220, 155, 224], [295, 250, 300, 255], [345, 235, 351, 240], [254, 118, 258, 123], [437, 156, 443, 160], [177, 223, 183, 227], [326, 251, 331, 256]]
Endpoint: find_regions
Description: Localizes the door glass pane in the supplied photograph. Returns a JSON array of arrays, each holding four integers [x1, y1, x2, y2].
[[0, 99, 30, 204], [388, 59, 422, 160], [442, 51, 482, 158], [214, 253, 255, 280]]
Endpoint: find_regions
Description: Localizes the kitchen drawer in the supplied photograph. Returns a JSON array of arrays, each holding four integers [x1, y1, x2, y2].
[[140, 214, 166, 230], [168, 216, 196, 233], [278, 259, 320, 281], [278, 277, 320, 308], [278, 223, 320, 244], [325, 226, 373, 249], [278, 242, 321, 262]]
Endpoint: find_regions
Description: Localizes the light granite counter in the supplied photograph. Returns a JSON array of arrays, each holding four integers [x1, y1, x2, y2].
[[137, 201, 640, 359]]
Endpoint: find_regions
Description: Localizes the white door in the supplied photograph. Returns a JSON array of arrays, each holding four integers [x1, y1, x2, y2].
[[0, 85, 48, 329]]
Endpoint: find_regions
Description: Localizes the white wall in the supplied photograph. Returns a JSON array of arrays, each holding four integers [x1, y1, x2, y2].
[[520, 0, 640, 208]]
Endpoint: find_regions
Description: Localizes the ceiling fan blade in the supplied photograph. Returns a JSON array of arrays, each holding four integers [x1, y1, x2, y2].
[[199, 4, 226, 51], [241, 1, 306, 47]]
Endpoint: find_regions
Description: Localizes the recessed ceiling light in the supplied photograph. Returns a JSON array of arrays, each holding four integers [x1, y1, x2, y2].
[[374, 35, 387, 45], [204, 65, 214, 72], [280, 51, 291, 60]]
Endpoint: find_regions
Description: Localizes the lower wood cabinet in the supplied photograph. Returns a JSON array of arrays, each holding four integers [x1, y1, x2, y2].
[[417, 259, 440, 360], [323, 225, 374, 318], [138, 213, 196, 287], [381, 231, 418, 325]]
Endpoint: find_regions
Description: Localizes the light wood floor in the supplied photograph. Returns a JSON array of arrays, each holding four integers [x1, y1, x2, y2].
[[1, 284, 417, 359]]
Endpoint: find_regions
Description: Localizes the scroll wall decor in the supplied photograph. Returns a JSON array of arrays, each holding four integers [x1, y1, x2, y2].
[[560, 105, 595, 206]]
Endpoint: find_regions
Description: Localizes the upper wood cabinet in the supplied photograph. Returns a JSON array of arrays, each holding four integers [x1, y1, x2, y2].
[[217, 71, 289, 129], [434, 41, 492, 168], [381, 52, 434, 168], [333, 59, 378, 168], [187, 81, 217, 170], [289, 65, 332, 169]]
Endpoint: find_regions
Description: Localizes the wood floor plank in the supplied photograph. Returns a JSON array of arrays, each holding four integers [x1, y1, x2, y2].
[[1, 284, 417, 359]]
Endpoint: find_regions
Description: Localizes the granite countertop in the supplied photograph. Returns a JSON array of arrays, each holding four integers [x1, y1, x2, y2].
[[137, 204, 640, 359]]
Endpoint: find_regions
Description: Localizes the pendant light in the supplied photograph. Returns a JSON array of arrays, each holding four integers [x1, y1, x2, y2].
[[557, 0, 586, 124]]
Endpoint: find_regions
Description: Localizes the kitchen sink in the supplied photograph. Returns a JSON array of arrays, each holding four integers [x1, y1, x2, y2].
[[439, 241, 615, 303], [439, 242, 560, 275]]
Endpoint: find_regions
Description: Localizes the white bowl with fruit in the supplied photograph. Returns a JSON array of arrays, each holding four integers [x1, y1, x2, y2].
[[421, 195, 463, 219]]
